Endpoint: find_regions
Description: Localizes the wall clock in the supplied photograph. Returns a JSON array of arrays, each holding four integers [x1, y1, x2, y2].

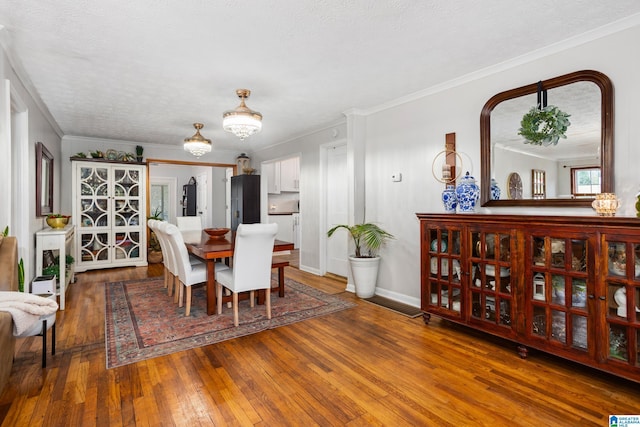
[[507, 172, 523, 199]]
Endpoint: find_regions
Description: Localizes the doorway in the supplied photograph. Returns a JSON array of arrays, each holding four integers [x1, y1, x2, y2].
[[146, 159, 236, 228], [323, 142, 348, 277]]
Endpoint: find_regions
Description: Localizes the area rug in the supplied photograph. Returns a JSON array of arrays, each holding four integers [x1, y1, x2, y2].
[[105, 276, 355, 368]]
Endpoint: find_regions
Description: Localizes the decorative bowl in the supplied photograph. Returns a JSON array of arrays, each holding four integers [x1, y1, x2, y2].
[[46, 216, 70, 229], [204, 228, 230, 239]]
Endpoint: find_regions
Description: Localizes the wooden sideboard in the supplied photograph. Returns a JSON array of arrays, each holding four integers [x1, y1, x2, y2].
[[416, 213, 640, 383]]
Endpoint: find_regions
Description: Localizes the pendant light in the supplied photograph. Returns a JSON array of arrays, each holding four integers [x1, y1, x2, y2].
[[183, 123, 212, 157], [222, 89, 262, 140]]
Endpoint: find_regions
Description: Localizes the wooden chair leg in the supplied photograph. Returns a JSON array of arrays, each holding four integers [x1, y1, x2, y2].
[[174, 276, 180, 303], [249, 290, 255, 308], [266, 288, 271, 320], [233, 293, 239, 327], [178, 282, 184, 307], [185, 286, 192, 316], [217, 283, 223, 314]]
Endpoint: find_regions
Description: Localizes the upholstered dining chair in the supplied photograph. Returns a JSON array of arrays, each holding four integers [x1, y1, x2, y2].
[[164, 223, 228, 316], [152, 220, 179, 297], [216, 223, 278, 326], [176, 216, 203, 232]]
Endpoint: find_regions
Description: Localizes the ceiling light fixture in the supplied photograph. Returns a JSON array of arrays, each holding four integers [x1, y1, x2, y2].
[[222, 89, 262, 140], [183, 123, 212, 157]]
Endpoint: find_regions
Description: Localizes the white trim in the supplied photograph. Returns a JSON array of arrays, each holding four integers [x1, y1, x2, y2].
[[149, 176, 178, 224], [318, 138, 347, 277], [9, 81, 31, 284]]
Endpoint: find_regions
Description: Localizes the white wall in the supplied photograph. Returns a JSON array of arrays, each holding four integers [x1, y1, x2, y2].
[[0, 31, 63, 284], [255, 20, 640, 306], [60, 135, 240, 217]]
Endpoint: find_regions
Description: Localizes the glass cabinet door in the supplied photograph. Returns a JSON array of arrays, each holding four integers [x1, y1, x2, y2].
[[469, 230, 513, 329], [605, 239, 640, 367], [528, 234, 590, 352], [424, 225, 462, 317]]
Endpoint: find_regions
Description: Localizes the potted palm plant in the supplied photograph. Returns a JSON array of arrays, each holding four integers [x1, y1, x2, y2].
[[327, 223, 394, 298]]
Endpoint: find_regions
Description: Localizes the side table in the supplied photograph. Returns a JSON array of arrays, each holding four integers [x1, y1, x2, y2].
[[35, 225, 75, 310]]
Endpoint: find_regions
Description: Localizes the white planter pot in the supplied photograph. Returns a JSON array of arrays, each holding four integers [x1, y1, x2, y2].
[[348, 256, 380, 298]]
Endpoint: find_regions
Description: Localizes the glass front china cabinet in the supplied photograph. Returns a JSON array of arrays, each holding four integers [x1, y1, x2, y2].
[[417, 213, 640, 383]]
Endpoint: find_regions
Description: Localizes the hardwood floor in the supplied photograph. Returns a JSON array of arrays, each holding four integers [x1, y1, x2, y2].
[[1, 264, 638, 426]]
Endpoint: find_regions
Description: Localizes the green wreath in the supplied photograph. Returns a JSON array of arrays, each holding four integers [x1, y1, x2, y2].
[[518, 105, 571, 146]]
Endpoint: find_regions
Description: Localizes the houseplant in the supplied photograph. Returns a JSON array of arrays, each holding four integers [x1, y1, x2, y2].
[[135, 145, 144, 162], [42, 254, 74, 281], [327, 223, 394, 298]]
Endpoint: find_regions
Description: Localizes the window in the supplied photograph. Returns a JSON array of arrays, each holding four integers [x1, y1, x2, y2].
[[150, 184, 170, 220], [571, 167, 601, 196]]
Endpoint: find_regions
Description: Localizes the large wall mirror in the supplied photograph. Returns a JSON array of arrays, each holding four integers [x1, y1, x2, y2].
[[480, 70, 613, 207], [36, 141, 54, 216]]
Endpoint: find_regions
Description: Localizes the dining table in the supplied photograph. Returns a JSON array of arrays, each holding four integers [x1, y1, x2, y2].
[[183, 229, 294, 315]]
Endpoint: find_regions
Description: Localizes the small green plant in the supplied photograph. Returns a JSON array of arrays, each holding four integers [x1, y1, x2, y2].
[[135, 145, 144, 158], [18, 258, 24, 292], [42, 255, 75, 279], [148, 206, 163, 220], [327, 223, 394, 258], [2, 226, 8, 236], [518, 105, 571, 146]]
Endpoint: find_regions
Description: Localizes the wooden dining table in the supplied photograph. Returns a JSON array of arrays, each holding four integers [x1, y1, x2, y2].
[[183, 230, 294, 315]]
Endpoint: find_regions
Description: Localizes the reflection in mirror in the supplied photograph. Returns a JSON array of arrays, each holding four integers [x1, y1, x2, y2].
[[36, 141, 54, 216], [480, 70, 613, 207]]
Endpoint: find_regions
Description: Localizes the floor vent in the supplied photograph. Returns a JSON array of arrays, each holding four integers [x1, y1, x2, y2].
[[363, 295, 422, 318]]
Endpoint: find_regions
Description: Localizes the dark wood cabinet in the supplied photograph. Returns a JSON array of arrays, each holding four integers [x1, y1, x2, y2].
[[417, 213, 640, 383], [182, 183, 197, 216], [231, 175, 260, 231]]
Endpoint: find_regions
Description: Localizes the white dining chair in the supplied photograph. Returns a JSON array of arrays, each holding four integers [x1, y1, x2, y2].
[[176, 216, 203, 232], [216, 223, 278, 326], [153, 220, 180, 297], [164, 223, 228, 316]]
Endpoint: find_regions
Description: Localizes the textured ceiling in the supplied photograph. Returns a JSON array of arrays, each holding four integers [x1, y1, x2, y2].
[[0, 1, 639, 153]]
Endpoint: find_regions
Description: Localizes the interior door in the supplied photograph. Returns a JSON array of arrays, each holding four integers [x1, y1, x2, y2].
[[326, 144, 349, 277], [196, 173, 209, 228]]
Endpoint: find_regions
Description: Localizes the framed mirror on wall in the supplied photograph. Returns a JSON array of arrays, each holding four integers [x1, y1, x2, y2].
[[36, 141, 54, 216], [480, 70, 613, 207]]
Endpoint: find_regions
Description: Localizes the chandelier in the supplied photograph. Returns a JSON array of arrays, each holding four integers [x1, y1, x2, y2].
[[183, 123, 212, 157], [222, 89, 262, 140]]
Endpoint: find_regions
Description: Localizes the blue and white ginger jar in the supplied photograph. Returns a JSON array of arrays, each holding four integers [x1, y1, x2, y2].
[[441, 184, 457, 213], [490, 178, 501, 200], [455, 172, 480, 213]]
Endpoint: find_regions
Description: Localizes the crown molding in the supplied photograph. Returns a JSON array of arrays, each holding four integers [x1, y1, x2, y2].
[[364, 13, 640, 116]]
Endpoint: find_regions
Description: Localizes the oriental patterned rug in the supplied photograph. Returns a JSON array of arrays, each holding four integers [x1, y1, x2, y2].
[[104, 276, 355, 368]]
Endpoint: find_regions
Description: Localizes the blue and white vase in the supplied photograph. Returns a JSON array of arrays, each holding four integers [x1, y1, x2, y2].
[[441, 184, 457, 213], [455, 172, 480, 213], [490, 178, 501, 200]]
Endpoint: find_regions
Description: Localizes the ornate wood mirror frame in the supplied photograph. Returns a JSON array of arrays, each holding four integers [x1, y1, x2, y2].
[[480, 70, 613, 207], [36, 141, 54, 216]]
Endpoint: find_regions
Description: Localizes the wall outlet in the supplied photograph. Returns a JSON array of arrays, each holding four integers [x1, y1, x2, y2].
[[391, 172, 402, 182]]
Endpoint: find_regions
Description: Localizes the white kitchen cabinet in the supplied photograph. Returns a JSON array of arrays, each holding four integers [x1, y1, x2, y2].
[[279, 156, 300, 192], [264, 162, 281, 194], [265, 156, 299, 194], [292, 213, 300, 249], [268, 214, 293, 243], [72, 160, 147, 272]]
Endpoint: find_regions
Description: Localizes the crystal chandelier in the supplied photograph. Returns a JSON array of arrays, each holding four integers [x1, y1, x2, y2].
[[183, 123, 212, 157], [222, 89, 262, 140]]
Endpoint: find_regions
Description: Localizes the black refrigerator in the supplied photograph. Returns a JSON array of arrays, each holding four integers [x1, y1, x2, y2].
[[230, 175, 260, 231]]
